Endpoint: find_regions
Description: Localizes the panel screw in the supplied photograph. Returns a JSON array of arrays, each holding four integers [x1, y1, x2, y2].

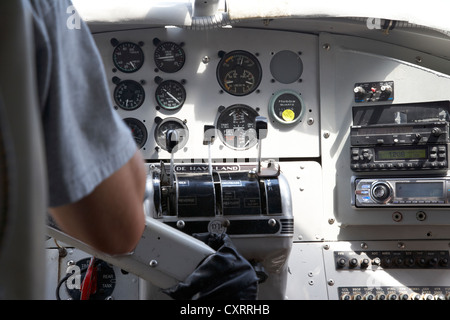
[[149, 260, 158, 267]]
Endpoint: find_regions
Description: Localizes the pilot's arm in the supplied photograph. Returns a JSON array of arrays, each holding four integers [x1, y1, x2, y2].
[[30, 0, 146, 255], [48, 150, 146, 255]]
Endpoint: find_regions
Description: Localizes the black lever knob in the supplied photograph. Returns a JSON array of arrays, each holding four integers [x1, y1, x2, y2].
[[166, 129, 179, 153], [255, 116, 268, 140]]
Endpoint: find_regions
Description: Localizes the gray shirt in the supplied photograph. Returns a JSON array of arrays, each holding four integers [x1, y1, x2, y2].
[[29, 0, 137, 207]]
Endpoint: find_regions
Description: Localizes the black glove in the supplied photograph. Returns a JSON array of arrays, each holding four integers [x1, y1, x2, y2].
[[162, 233, 259, 300]]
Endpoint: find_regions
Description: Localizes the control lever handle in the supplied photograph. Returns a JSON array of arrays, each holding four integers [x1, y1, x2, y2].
[[166, 129, 179, 186], [166, 129, 179, 154], [203, 125, 216, 176], [256, 116, 268, 140], [255, 116, 268, 174]]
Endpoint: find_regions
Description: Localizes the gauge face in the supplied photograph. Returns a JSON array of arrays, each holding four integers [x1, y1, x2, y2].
[[154, 117, 189, 152], [155, 80, 186, 111], [269, 90, 305, 125], [216, 50, 262, 96], [65, 258, 115, 300], [123, 118, 148, 149], [112, 42, 144, 73], [216, 104, 259, 150], [114, 80, 145, 110], [154, 42, 185, 73]]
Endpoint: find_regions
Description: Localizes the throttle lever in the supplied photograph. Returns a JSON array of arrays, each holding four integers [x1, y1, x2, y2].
[[166, 129, 179, 186], [166, 129, 179, 154], [203, 125, 216, 176], [255, 116, 268, 174]]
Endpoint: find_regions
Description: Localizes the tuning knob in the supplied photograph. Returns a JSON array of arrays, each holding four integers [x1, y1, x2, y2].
[[371, 182, 392, 203], [432, 127, 442, 137]]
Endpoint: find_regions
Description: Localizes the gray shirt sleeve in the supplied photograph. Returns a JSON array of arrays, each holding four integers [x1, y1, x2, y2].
[[29, 0, 138, 207]]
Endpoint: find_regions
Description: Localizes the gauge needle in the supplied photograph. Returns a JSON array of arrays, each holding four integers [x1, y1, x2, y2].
[[130, 61, 136, 68], [157, 56, 174, 60], [163, 89, 181, 104]]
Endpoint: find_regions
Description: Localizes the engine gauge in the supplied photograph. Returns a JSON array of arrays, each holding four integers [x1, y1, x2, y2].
[[216, 50, 262, 96], [154, 117, 189, 152], [154, 42, 185, 73], [155, 80, 186, 111], [64, 258, 115, 300], [123, 118, 148, 149], [269, 90, 305, 125], [112, 42, 144, 73], [114, 80, 145, 110], [215, 104, 259, 150]]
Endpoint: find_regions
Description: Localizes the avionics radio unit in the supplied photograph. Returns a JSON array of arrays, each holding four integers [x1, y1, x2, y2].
[[353, 177, 450, 207], [350, 101, 450, 172]]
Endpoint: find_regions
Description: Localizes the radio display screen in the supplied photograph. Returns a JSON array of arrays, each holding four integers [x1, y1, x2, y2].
[[396, 182, 443, 198], [376, 148, 427, 160]]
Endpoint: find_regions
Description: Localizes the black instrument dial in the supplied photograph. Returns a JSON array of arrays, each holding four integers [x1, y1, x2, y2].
[[155, 80, 186, 111], [154, 42, 185, 73], [112, 42, 144, 73], [154, 117, 189, 152], [269, 90, 305, 125], [114, 80, 145, 110], [216, 50, 262, 96], [124, 118, 148, 149], [64, 258, 115, 300], [215, 104, 259, 150]]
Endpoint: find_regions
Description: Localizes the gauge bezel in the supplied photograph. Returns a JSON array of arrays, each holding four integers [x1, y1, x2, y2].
[[123, 117, 148, 149], [268, 89, 305, 125], [153, 42, 186, 73], [215, 104, 260, 150], [155, 80, 186, 111], [112, 42, 144, 73], [216, 50, 262, 96], [154, 117, 189, 153], [114, 80, 145, 111]]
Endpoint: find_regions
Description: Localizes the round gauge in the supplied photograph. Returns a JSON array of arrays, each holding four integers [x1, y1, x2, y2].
[[112, 42, 144, 73], [123, 118, 148, 149], [215, 104, 259, 150], [154, 117, 189, 152], [216, 50, 262, 96], [155, 80, 186, 111], [114, 80, 145, 110], [65, 258, 115, 300], [269, 90, 305, 125], [154, 42, 185, 73]]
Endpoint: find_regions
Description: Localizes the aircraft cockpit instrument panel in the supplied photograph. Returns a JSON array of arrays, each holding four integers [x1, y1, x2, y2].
[[94, 28, 320, 161], [42, 14, 450, 301]]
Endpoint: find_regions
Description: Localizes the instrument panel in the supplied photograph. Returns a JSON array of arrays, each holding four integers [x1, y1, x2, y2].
[[93, 27, 320, 161], [41, 24, 450, 301]]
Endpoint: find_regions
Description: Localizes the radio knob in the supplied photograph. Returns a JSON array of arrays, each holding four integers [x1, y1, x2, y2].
[[432, 127, 442, 137], [380, 85, 392, 93], [371, 182, 391, 202], [354, 86, 365, 94]]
